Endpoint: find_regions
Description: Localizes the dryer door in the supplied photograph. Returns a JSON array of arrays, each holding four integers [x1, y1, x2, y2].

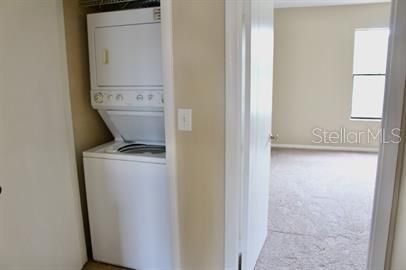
[[101, 111, 165, 144], [94, 22, 162, 88]]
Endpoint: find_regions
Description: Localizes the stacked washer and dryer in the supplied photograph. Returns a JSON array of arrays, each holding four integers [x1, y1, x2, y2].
[[83, 7, 173, 270]]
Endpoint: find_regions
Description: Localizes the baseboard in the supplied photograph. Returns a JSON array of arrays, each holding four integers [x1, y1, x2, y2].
[[271, 143, 379, 153]]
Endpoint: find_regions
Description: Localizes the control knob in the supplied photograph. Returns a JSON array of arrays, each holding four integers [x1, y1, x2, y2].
[[136, 94, 144, 101], [94, 92, 103, 104], [116, 94, 123, 101]]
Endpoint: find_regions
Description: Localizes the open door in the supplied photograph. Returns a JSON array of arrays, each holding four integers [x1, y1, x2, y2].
[[241, 1, 274, 269]]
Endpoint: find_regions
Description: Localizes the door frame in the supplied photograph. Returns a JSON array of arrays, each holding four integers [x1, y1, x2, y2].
[[368, 1, 406, 269], [224, 1, 406, 270], [160, 1, 181, 269], [224, 0, 246, 269]]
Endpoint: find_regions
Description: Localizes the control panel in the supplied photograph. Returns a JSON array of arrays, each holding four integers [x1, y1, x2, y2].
[[91, 90, 164, 110]]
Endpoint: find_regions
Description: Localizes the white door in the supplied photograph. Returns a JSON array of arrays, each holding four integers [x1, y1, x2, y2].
[[94, 23, 163, 87], [242, 1, 274, 269]]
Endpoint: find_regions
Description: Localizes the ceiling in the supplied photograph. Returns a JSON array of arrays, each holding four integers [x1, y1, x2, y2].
[[274, 0, 391, 8]]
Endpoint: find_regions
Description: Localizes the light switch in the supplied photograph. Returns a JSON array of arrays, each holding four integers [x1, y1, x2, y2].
[[178, 108, 192, 131]]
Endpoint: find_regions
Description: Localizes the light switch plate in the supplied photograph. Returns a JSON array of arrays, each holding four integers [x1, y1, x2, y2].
[[178, 108, 192, 131]]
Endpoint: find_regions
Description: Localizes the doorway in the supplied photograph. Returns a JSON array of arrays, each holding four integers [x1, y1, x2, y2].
[[256, 3, 389, 269], [225, 1, 406, 270]]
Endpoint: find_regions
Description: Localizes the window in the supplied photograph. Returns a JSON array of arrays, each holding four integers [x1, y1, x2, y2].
[[351, 28, 389, 120]]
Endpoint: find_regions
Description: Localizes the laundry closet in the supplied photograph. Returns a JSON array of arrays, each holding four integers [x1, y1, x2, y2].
[[81, 3, 173, 270]]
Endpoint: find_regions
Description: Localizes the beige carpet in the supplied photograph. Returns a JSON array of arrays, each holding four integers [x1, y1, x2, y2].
[[255, 149, 378, 270]]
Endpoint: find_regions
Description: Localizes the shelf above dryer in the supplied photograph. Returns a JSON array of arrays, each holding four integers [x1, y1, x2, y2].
[[80, 0, 159, 8]]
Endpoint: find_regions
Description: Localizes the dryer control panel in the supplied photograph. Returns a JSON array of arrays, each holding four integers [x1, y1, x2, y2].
[[91, 90, 164, 111]]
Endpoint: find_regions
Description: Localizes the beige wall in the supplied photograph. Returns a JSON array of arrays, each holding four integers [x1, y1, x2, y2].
[[63, 0, 113, 257], [272, 4, 391, 149], [172, 0, 225, 269]]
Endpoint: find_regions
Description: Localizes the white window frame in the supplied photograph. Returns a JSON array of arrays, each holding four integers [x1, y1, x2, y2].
[[351, 27, 389, 121]]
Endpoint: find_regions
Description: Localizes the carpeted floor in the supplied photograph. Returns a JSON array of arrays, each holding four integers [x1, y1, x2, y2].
[[255, 149, 378, 270]]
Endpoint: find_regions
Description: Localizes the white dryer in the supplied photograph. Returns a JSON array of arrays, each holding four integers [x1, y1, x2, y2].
[[83, 7, 173, 270]]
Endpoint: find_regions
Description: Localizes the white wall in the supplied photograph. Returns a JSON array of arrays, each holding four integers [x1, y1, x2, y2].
[[0, 1, 87, 269], [272, 4, 391, 150]]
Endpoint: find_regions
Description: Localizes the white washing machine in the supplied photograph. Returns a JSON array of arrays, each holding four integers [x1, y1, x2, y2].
[[83, 141, 172, 270], [83, 102, 173, 269], [84, 8, 173, 270], [83, 109, 173, 270]]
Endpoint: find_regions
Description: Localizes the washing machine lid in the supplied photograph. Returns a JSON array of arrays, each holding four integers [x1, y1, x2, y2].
[[99, 110, 165, 145]]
